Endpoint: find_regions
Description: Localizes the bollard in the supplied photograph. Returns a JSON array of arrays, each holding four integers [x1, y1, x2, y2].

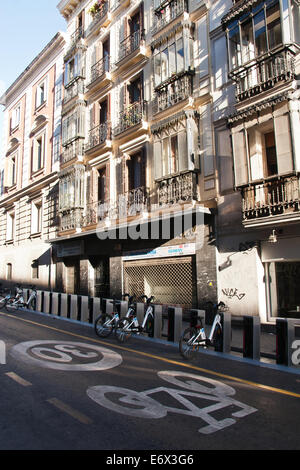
[[220, 311, 231, 353], [276, 318, 295, 366], [70, 294, 78, 320], [60, 293, 68, 317], [51, 292, 59, 316], [43, 291, 51, 314], [103, 298, 114, 314], [136, 302, 145, 325], [243, 316, 260, 360], [153, 304, 163, 339], [80, 296, 89, 323], [36, 291, 43, 312], [91, 297, 101, 323], [167, 307, 182, 343]]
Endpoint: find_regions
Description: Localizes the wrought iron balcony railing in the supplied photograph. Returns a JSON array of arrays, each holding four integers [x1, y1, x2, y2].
[[59, 208, 83, 232], [230, 47, 296, 102], [153, 72, 193, 113], [157, 171, 199, 206], [63, 78, 85, 105], [153, 0, 188, 34], [89, 0, 109, 26], [118, 29, 145, 62], [89, 55, 110, 85], [86, 122, 112, 151], [61, 139, 85, 165], [82, 187, 150, 227], [241, 175, 300, 220], [113, 100, 147, 136]]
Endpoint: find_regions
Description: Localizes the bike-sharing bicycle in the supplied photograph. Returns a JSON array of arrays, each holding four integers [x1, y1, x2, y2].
[[94, 293, 136, 338], [179, 301, 228, 360], [114, 294, 156, 343], [0, 284, 37, 313]]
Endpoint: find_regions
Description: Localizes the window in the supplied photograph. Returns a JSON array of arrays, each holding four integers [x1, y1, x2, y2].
[[6, 263, 12, 281], [32, 133, 45, 173], [6, 152, 17, 187], [64, 52, 84, 86], [11, 105, 20, 132], [6, 212, 15, 241], [31, 201, 42, 234], [153, 35, 189, 87], [161, 135, 179, 176], [36, 80, 47, 108], [32, 260, 39, 279]]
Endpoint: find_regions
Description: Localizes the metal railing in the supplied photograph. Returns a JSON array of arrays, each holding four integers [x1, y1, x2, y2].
[[231, 47, 296, 102], [153, 0, 187, 33], [113, 100, 147, 136], [242, 175, 300, 220], [118, 29, 144, 62], [63, 78, 85, 105], [86, 122, 112, 151], [157, 171, 199, 206], [61, 140, 85, 165], [153, 72, 193, 113], [89, 56, 110, 85]]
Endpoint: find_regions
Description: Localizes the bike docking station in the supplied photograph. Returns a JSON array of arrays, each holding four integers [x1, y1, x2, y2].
[[16, 286, 300, 371]]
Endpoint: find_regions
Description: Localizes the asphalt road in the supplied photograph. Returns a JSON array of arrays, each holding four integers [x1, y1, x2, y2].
[[0, 308, 299, 454]]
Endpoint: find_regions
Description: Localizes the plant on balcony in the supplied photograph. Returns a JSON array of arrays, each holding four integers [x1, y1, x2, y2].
[[88, 0, 106, 18]]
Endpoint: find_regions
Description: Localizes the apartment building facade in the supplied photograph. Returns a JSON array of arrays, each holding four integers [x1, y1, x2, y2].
[[218, 0, 300, 321], [53, 0, 237, 310], [0, 33, 65, 289]]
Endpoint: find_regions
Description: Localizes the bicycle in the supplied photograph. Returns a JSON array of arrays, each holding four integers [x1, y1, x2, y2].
[[179, 302, 227, 360], [94, 294, 136, 338], [5, 285, 37, 312], [115, 294, 155, 343]]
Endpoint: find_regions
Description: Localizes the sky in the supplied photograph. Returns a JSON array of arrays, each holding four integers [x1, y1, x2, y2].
[[0, 0, 67, 155]]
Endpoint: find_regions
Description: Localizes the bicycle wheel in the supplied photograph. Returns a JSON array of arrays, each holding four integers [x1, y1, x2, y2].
[[5, 299, 19, 312], [94, 313, 114, 338], [179, 328, 198, 360], [115, 318, 132, 343]]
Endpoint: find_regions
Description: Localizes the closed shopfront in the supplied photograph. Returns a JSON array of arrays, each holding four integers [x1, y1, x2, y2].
[[123, 253, 197, 307]]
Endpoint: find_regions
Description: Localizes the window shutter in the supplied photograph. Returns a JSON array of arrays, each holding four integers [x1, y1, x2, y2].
[[232, 129, 249, 186], [274, 114, 293, 174], [106, 161, 110, 201], [153, 140, 162, 180], [178, 131, 188, 172]]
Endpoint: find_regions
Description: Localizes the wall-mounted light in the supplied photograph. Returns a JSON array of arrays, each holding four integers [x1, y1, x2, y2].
[[268, 229, 277, 244]]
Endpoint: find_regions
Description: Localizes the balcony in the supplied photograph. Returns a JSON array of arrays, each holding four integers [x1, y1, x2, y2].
[[87, 1, 111, 35], [64, 26, 85, 59], [87, 56, 111, 91], [241, 175, 300, 222], [117, 29, 146, 65], [63, 78, 85, 106], [153, 0, 188, 34], [113, 100, 147, 137], [157, 171, 199, 206], [86, 122, 112, 152], [82, 187, 150, 228], [153, 71, 193, 114], [61, 139, 85, 166], [230, 47, 296, 103], [59, 208, 83, 232]]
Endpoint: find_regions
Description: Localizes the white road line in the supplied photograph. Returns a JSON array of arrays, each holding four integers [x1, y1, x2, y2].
[[47, 397, 92, 425], [5, 372, 32, 387]]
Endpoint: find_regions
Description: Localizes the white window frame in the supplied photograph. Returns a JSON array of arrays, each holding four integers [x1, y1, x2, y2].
[[32, 131, 46, 173], [6, 211, 15, 241], [31, 200, 43, 235], [11, 105, 21, 131], [36, 77, 48, 109]]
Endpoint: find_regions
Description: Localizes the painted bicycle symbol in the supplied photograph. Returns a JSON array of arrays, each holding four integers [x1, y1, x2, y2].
[[87, 370, 257, 434]]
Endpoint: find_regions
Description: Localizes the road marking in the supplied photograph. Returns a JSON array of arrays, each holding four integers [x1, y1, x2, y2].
[[2, 311, 300, 399], [47, 398, 92, 425], [5, 372, 32, 387]]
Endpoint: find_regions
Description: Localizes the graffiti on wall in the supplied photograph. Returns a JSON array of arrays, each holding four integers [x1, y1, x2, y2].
[[221, 288, 246, 301]]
